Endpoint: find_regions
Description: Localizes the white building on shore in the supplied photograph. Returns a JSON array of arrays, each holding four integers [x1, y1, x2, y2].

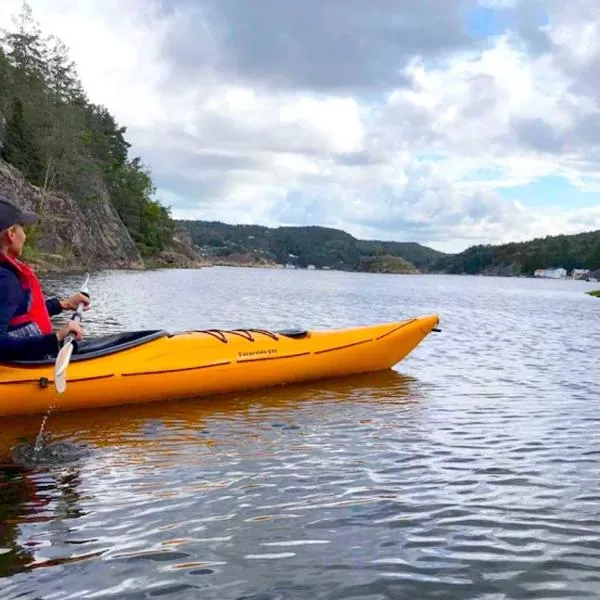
[[571, 269, 590, 279], [534, 267, 567, 279]]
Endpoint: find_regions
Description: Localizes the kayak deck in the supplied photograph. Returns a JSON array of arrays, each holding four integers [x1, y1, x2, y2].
[[0, 315, 440, 416], [8, 328, 312, 365]]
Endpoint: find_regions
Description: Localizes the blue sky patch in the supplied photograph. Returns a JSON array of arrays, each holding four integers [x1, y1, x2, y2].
[[465, 3, 549, 41], [466, 5, 511, 39], [499, 176, 600, 208]]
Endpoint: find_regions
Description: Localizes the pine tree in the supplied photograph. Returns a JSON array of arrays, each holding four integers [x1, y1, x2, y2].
[[1, 96, 43, 182], [3, 2, 47, 84], [585, 240, 600, 270], [46, 36, 85, 104]]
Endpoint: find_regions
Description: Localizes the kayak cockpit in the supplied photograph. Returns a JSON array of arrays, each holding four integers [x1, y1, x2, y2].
[[73, 330, 168, 360], [9, 330, 168, 366]]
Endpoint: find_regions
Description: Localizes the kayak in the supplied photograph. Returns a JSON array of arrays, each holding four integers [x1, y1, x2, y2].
[[0, 314, 440, 417]]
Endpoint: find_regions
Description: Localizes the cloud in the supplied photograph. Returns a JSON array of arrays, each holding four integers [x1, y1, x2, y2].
[[159, 0, 474, 93], [265, 158, 533, 250], [1, 0, 600, 253]]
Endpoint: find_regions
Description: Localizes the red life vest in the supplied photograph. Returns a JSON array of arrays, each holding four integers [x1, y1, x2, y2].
[[0, 253, 53, 335]]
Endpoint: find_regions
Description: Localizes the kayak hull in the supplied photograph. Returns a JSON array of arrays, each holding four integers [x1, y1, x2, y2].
[[0, 315, 439, 417]]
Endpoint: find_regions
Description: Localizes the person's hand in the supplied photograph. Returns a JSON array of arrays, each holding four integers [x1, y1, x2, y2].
[[60, 292, 91, 312], [57, 321, 84, 343]]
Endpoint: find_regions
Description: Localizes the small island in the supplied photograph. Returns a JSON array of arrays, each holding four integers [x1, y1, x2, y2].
[[587, 290, 600, 298], [356, 255, 417, 274]]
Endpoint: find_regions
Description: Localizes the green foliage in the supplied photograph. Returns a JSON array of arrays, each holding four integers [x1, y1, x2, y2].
[[356, 239, 443, 271], [136, 200, 176, 257], [432, 230, 600, 275], [0, 48, 10, 103], [20, 223, 41, 261], [270, 226, 362, 269], [357, 255, 416, 274], [585, 240, 600, 270], [587, 290, 600, 298], [433, 244, 497, 275], [0, 2, 174, 256], [178, 220, 444, 271], [1, 96, 43, 182], [183, 220, 600, 275]]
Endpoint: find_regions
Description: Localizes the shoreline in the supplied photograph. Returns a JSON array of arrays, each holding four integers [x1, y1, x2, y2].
[[35, 260, 600, 282]]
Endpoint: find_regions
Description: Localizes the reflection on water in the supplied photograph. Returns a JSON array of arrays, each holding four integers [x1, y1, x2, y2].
[[1, 370, 417, 462], [1, 269, 600, 599], [0, 369, 419, 596]]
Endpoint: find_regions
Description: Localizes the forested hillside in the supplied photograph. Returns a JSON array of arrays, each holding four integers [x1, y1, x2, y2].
[[180, 219, 600, 276], [432, 230, 600, 275], [0, 4, 174, 258], [177, 220, 445, 271]]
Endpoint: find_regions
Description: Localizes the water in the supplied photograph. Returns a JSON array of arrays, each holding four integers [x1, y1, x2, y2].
[[33, 408, 55, 456], [1, 268, 599, 599]]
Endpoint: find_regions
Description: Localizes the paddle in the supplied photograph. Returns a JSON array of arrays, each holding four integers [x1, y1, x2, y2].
[[54, 273, 90, 394]]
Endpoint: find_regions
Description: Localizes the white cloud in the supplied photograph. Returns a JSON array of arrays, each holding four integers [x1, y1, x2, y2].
[[381, 34, 587, 164]]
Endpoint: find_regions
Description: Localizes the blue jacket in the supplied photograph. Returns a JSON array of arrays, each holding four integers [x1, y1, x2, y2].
[[0, 264, 62, 361]]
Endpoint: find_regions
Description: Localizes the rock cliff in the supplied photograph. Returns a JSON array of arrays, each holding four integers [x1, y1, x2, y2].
[[148, 226, 210, 269], [0, 159, 204, 271]]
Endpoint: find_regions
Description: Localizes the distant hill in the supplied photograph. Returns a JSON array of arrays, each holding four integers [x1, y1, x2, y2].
[[177, 221, 445, 272], [356, 239, 445, 270], [431, 230, 600, 276], [178, 220, 600, 276]]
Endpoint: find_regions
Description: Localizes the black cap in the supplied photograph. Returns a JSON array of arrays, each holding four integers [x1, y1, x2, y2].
[[0, 196, 39, 231]]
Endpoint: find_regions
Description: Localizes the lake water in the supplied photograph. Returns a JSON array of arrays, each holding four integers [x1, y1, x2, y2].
[[1, 267, 599, 599]]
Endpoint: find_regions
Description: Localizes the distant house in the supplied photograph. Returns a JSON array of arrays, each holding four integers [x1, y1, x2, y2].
[[534, 267, 567, 279], [571, 269, 590, 279]]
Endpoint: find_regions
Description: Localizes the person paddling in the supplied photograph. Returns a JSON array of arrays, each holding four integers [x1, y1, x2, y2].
[[0, 196, 90, 362]]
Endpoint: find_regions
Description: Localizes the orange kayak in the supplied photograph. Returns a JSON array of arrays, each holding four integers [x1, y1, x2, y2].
[[0, 315, 440, 417]]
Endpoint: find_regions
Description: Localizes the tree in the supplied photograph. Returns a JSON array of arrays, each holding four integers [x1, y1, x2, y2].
[[83, 105, 130, 170], [585, 240, 600, 270], [1, 96, 43, 182], [0, 47, 10, 107], [45, 36, 85, 104], [0, 2, 177, 259], [3, 2, 47, 84]]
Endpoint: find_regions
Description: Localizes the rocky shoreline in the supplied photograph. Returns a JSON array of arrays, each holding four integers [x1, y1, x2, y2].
[[0, 160, 206, 273]]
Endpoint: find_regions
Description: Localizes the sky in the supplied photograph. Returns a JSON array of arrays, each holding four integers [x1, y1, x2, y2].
[[1, 0, 600, 253]]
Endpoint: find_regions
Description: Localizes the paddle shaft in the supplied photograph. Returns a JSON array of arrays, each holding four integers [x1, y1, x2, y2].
[[54, 275, 91, 392], [64, 273, 90, 342], [62, 298, 87, 346]]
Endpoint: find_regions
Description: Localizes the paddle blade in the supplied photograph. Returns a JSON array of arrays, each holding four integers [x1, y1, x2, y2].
[[54, 342, 74, 394]]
